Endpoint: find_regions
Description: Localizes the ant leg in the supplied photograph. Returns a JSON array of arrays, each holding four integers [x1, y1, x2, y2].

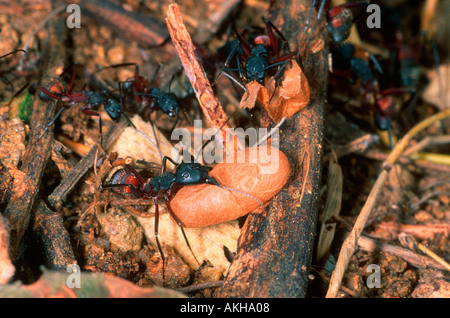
[[165, 192, 200, 266], [152, 196, 165, 281], [66, 63, 77, 95], [38, 105, 68, 140], [213, 41, 240, 86], [6, 81, 31, 106], [234, 28, 252, 58], [147, 115, 160, 151], [169, 116, 180, 135], [80, 104, 104, 149], [161, 156, 179, 174], [0, 49, 26, 60]]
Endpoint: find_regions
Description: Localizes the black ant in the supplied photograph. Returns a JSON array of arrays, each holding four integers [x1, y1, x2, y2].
[[101, 114, 264, 280], [331, 42, 413, 149], [96, 63, 190, 148], [29, 63, 135, 147], [216, 17, 299, 88]]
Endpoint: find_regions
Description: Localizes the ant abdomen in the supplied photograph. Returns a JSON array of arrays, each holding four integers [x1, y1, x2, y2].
[[107, 168, 141, 195]]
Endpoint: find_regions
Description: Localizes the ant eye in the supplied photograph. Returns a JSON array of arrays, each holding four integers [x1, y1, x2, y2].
[[182, 172, 190, 179]]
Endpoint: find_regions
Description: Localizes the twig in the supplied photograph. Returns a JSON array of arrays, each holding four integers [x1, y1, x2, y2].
[[31, 199, 77, 271], [358, 234, 449, 272], [165, 4, 232, 145], [326, 108, 450, 298], [398, 233, 450, 271], [2, 18, 67, 261], [47, 117, 129, 207]]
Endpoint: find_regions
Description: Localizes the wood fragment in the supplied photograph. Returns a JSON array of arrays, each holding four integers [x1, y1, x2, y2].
[[47, 117, 129, 207], [59, 0, 170, 48], [217, 0, 328, 297], [358, 235, 449, 272], [165, 4, 232, 145], [2, 18, 67, 261], [31, 199, 77, 271]]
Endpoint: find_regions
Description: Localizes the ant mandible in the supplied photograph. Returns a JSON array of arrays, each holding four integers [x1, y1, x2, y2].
[[216, 17, 299, 87], [30, 63, 133, 147]]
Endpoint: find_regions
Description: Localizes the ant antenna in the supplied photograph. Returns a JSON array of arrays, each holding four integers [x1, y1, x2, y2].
[[118, 81, 165, 162], [194, 108, 240, 163], [218, 185, 265, 210], [305, 0, 327, 46], [0, 49, 26, 60]]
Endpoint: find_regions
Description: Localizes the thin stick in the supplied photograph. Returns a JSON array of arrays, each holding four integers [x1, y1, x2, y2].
[[398, 233, 450, 272], [2, 18, 67, 261], [165, 4, 238, 151], [326, 109, 450, 298]]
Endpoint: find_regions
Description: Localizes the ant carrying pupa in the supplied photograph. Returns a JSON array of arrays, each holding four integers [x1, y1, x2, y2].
[[98, 111, 270, 280]]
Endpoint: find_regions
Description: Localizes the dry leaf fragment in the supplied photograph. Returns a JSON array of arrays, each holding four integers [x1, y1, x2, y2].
[[239, 60, 310, 122]]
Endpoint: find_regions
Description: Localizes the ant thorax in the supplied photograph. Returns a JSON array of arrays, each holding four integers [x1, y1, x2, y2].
[[150, 172, 176, 192], [245, 45, 269, 83]]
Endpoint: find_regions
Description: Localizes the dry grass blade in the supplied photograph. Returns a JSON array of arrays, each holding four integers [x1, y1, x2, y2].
[[316, 161, 343, 266], [326, 108, 450, 298], [398, 233, 450, 271]]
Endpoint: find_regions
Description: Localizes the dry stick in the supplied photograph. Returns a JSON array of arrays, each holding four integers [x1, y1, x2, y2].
[[47, 117, 129, 207], [2, 18, 66, 261], [326, 108, 450, 298], [398, 233, 450, 271], [358, 234, 449, 272], [165, 3, 238, 151], [217, 0, 328, 297], [31, 199, 77, 271], [0, 215, 14, 284]]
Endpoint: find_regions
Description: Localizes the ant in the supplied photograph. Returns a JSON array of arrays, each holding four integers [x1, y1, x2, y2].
[[216, 17, 299, 88], [97, 63, 190, 148], [331, 42, 413, 148], [29, 63, 135, 147], [101, 114, 264, 280], [377, 4, 422, 89]]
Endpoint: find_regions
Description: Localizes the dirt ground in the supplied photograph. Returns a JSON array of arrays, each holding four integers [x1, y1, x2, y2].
[[0, 0, 448, 298]]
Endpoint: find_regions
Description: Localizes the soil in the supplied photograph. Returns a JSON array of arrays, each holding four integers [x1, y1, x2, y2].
[[0, 0, 448, 298]]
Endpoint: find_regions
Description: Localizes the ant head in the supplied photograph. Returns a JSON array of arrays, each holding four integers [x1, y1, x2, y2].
[[159, 93, 180, 118], [104, 99, 122, 122], [175, 163, 219, 186]]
